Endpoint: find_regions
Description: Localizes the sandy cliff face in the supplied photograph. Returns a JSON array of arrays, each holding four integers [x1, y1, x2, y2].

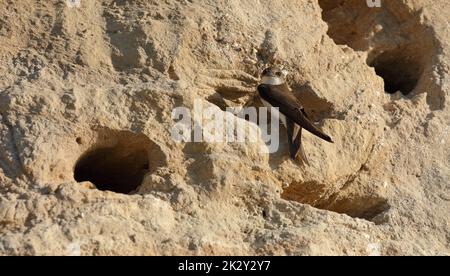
[[0, 0, 449, 255]]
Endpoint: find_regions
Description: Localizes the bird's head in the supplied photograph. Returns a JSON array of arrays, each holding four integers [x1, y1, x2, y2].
[[260, 66, 288, 85]]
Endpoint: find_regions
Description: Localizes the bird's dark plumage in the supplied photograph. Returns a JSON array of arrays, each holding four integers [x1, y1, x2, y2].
[[257, 83, 334, 143]]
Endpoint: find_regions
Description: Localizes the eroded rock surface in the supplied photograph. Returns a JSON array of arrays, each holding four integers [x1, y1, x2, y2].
[[0, 0, 449, 255]]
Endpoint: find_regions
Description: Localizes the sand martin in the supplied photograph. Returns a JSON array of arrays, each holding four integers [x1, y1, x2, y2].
[[257, 67, 333, 164]]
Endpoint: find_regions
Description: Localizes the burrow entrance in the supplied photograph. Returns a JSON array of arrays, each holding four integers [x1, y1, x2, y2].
[[369, 47, 423, 95], [318, 0, 435, 97], [281, 180, 390, 221], [74, 130, 166, 194]]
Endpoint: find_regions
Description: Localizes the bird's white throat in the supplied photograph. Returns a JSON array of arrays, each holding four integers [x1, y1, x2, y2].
[[261, 76, 284, 86]]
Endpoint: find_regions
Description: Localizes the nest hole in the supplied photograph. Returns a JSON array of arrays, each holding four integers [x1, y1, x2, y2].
[[369, 48, 423, 95], [317, 0, 432, 97], [74, 130, 165, 194], [282, 181, 390, 221]]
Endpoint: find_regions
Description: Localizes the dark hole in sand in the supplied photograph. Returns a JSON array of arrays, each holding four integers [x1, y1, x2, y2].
[[74, 145, 149, 194], [369, 48, 423, 95]]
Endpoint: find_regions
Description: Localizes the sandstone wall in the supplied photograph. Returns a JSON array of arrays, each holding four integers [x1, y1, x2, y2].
[[0, 0, 449, 255]]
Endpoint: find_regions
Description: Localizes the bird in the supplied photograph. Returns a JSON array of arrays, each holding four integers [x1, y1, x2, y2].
[[257, 66, 333, 164]]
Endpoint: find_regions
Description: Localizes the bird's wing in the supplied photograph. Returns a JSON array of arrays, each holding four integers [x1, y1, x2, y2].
[[257, 84, 333, 143]]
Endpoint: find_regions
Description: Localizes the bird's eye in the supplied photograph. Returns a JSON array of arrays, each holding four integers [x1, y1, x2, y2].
[[276, 71, 282, 76]]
